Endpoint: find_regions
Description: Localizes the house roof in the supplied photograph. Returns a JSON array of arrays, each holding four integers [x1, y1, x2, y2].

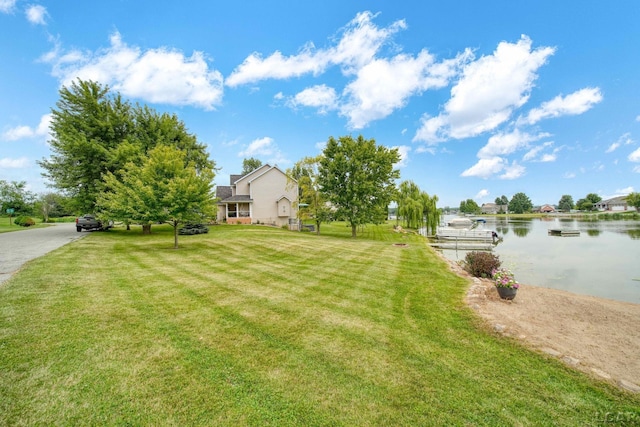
[[218, 194, 252, 203], [216, 185, 232, 200], [230, 174, 245, 185]]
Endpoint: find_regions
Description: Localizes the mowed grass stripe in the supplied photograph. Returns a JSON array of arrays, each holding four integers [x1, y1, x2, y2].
[[2, 223, 638, 425]]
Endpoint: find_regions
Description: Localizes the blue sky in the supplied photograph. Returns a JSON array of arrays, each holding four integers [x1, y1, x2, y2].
[[2, 1, 639, 207]]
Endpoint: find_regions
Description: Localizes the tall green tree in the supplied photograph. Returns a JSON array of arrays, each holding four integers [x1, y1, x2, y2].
[[576, 193, 602, 211], [508, 192, 533, 214], [421, 192, 440, 236], [242, 157, 263, 175], [557, 194, 574, 212], [39, 79, 213, 215], [288, 156, 332, 234], [397, 180, 423, 229], [0, 180, 35, 215], [625, 192, 640, 210], [318, 135, 400, 237], [98, 145, 215, 248], [459, 199, 480, 214], [494, 195, 508, 205], [39, 79, 133, 213]]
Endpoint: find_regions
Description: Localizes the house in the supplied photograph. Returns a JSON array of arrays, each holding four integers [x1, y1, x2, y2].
[[538, 204, 556, 213], [481, 203, 508, 214], [216, 164, 298, 227], [594, 195, 635, 212]]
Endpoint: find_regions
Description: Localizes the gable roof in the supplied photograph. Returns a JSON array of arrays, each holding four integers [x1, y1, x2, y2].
[[216, 185, 232, 200]]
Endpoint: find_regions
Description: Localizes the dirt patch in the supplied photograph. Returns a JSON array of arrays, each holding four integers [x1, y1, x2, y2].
[[442, 255, 640, 393]]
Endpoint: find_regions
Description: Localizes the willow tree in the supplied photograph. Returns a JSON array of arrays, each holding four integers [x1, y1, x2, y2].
[[98, 145, 215, 248], [422, 192, 440, 236], [318, 135, 400, 237], [397, 180, 423, 229]]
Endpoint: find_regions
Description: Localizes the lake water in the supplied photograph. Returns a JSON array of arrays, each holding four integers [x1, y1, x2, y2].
[[434, 216, 640, 304]]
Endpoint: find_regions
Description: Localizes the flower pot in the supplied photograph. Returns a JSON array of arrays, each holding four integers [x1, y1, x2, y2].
[[496, 286, 517, 300]]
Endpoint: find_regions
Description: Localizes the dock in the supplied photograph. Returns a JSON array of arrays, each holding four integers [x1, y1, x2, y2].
[[548, 228, 580, 236]]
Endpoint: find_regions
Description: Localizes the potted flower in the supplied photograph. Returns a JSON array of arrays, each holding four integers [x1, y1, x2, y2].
[[492, 268, 519, 300]]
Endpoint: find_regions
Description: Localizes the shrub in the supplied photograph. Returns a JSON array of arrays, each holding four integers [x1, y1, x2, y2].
[[464, 251, 501, 278], [14, 216, 36, 227]]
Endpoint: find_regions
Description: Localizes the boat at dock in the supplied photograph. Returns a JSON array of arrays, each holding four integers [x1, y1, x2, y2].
[[435, 217, 500, 243]]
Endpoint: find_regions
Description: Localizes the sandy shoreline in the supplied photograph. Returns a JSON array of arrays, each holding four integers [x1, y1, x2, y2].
[[441, 255, 640, 393]]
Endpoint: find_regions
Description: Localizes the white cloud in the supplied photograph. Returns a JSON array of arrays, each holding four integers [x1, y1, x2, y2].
[[238, 137, 289, 166], [521, 87, 602, 125], [341, 49, 469, 128], [629, 147, 640, 162], [564, 172, 576, 179], [43, 32, 224, 110], [26, 4, 47, 25], [475, 189, 489, 199], [288, 85, 338, 114], [0, 0, 16, 13], [636, 115, 640, 122], [2, 114, 51, 141], [500, 161, 526, 179], [226, 11, 406, 87], [414, 35, 555, 143], [539, 152, 557, 162], [479, 129, 546, 159], [0, 157, 29, 168], [633, 166, 640, 173], [461, 157, 505, 179], [393, 145, 410, 168], [615, 186, 634, 195], [606, 142, 621, 153]]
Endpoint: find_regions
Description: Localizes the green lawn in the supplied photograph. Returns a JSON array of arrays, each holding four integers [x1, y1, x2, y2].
[[0, 223, 638, 425]]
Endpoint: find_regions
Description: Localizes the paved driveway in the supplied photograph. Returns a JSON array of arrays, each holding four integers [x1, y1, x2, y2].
[[0, 223, 86, 285]]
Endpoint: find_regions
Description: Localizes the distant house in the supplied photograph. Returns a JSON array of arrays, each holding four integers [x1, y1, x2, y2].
[[481, 203, 508, 214], [539, 204, 556, 213], [216, 164, 298, 227], [594, 196, 635, 212]]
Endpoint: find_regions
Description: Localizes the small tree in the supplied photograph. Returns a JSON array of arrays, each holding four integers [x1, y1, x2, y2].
[[288, 156, 332, 234], [318, 135, 400, 237], [242, 157, 263, 175], [557, 194, 574, 212], [625, 192, 640, 210], [508, 192, 533, 214], [459, 199, 480, 214], [98, 145, 215, 248], [576, 193, 602, 211]]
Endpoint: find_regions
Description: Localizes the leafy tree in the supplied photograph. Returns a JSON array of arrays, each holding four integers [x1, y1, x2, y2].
[[421, 192, 440, 236], [39, 79, 133, 213], [557, 194, 574, 212], [39, 79, 213, 215], [625, 192, 640, 210], [459, 199, 480, 214], [242, 157, 263, 175], [36, 192, 71, 222], [576, 193, 602, 211], [397, 181, 423, 229], [98, 145, 215, 248], [288, 156, 332, 234], [508, 192, 533, 214], [494, 195, 508, 205], [395, 180, 440, 235], [318, 135, 400, 237], [0, 180, 35, 215]]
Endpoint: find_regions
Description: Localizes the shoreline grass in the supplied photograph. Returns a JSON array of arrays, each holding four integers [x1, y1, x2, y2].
[[1, 222, 638, 425]]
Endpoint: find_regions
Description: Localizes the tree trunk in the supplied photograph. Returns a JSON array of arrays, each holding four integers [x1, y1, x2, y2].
[[142, 224, 151, 234], [351, 223, 357, 238], [173, 223, 179, 249]]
